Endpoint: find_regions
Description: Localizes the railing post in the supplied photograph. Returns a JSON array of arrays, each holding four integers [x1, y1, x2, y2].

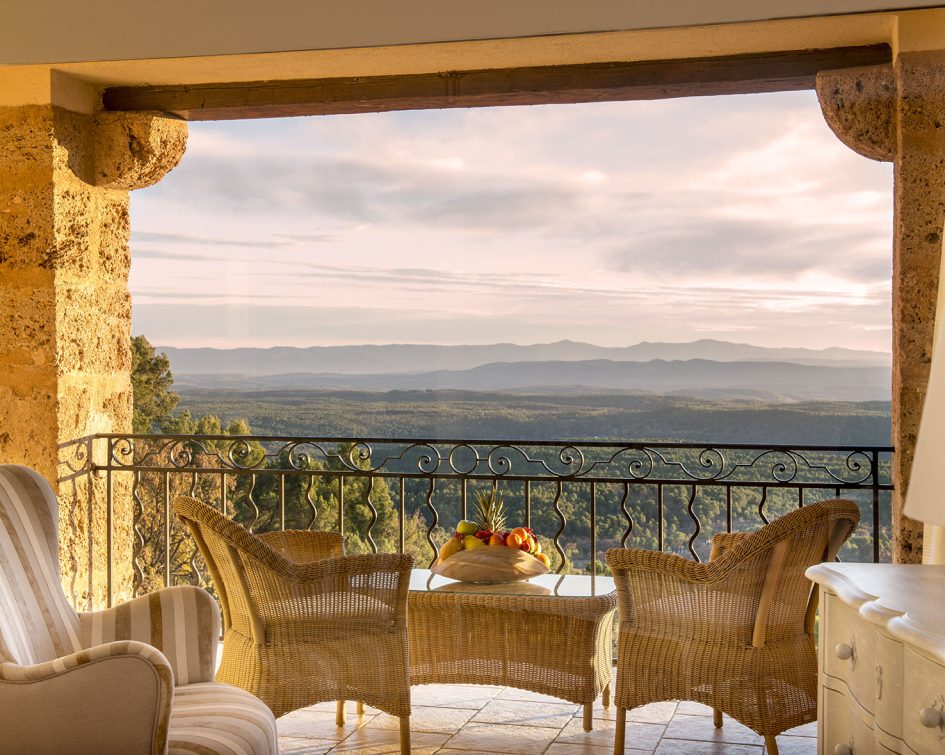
[[590, 482, 597, 576], [872, 449, 881, 563], [163, 471, 171, 589], [338, 475, 345, 540], [106, 436, 113, 608], [399, 477, 406, 554]]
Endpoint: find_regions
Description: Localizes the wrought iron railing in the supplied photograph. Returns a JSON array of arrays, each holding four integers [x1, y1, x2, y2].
[[79, 434, 893, 606]]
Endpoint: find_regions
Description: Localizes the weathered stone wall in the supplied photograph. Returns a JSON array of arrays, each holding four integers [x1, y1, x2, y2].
[[889, 51, 945, 562], [817, 54, 945, 563], [0, 103, 185, 606]]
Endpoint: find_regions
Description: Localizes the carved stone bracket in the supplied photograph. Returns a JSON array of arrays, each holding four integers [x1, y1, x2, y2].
[[816, 63, 895, 162], [92, 111, 188, 190]]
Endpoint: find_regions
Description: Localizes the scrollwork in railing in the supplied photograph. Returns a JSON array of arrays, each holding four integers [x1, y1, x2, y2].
[[551, 481, 567, 572], [132, 471, 145, 597], [365, 477, 378, 554], [96, 435, 891, 490], [686, 486, 701, 560], [425, 478, 438, 568], [94, 432, 893, 595]]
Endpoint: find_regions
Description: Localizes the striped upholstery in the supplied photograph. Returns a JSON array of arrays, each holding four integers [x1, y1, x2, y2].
[[80, 584, 222, 685], [0, 464, 277, 754], [0, 465, 81, 665], [0, 638, 172, 683], [169, 682, 279, 755]]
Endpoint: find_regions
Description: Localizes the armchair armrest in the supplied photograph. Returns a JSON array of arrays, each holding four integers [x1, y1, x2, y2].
[[79, 584, 221, 685], [605, 547, 766, 646], [246, 552, 414, 632], [709, 531, 753, 560], [257, 529, 343, 563], [0, 640, 173, 754]]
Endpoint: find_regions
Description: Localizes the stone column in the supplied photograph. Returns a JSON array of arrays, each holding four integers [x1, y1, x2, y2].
[[0, 100, 186, 605], [818, 54, 945, 563]]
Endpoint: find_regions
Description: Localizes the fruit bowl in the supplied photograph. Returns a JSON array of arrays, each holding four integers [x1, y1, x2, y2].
[[431, 545, 550, 584]]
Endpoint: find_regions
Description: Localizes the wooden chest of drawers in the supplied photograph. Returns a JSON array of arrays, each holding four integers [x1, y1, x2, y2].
[[806, 563, 945, 754]]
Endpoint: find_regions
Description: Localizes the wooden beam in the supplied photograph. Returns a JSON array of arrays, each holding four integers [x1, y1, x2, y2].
[[102, 44, 891, 121]]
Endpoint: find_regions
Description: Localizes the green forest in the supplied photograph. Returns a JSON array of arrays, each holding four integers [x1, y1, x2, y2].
[[130, 336, 892, 594]]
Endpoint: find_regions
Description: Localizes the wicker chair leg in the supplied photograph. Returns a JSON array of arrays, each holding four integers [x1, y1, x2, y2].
[[336, 700, 346, 726], [764, 735, 779, 754], [613, 707, 626, 755], [603, 682, 611, 708], [713, 708, 723, 728], [583, 702, 594, 731], [399, 716, 411, 754], [356, 701, 365, 717]]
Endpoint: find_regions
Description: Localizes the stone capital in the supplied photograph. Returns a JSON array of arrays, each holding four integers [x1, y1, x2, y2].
[[815, 64, 895, 162], [92, 111, 188, 190]]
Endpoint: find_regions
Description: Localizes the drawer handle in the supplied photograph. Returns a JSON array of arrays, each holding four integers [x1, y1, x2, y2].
[[835, 642, 855, 661], [834, 743, 853, 755], [920, 707, 943, 728]]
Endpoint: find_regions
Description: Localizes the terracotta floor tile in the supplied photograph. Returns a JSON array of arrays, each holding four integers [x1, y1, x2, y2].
[[328, 729, 448, 754], [675, 701, 716, 717], [663, 714, 763, 746], [557, 717, 664, 751], [769, 735, 817, 755], [473, 698, 578, 728], [494, 686, 582, 705], [276, 737, 335, 754], [545, 742, 623, 755], [277, 709, 373, 740], [369, 706, 474, 734], [443, 722, 561, 753], [410, 684, 502, 710], [782, 721, 818, 738], [654, 742, 763, 754], [583, 700, 677, 724]]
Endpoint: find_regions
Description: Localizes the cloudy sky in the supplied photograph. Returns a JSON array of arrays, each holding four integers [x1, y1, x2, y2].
[[130, 90, 893, 352]]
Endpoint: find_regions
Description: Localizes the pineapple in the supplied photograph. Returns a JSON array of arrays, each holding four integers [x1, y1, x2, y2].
[[474, 489, 507, 533]]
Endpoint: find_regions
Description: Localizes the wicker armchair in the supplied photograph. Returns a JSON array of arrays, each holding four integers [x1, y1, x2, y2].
[[606, 499, 860, 755], [0, 465, 277, 754], [173, 496, 414, 752]]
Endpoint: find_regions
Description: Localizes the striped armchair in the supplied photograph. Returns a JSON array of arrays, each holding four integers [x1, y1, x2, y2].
[[0, 464, 277, 754]]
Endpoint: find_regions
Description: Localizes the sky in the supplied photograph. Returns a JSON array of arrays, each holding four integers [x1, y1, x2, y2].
[[130, 90, 894, 352]]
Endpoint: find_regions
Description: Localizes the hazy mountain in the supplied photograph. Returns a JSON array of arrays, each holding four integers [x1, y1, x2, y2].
[[159, 339, 890, 377], [172, 358, 889, 402]]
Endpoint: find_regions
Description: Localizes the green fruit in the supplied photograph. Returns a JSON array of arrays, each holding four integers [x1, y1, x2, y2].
[[456, 519, 479, 536]]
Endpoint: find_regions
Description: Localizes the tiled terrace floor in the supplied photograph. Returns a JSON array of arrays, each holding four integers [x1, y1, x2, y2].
[[275, 676, 818, 754]]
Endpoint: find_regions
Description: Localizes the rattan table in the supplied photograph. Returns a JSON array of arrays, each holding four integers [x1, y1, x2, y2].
[[407, 569, 617, 730]]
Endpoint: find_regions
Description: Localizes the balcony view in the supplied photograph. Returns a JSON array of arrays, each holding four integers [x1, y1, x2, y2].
[[3, 5, 943, 755]]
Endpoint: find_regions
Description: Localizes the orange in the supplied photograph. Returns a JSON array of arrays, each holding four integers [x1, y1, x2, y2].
[[506, 532, 524, 548]]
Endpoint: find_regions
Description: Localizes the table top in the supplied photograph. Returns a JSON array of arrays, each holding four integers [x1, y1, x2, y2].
[[408, 568, 616, 598]]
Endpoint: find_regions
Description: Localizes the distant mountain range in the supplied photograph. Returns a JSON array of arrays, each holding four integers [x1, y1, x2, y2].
[[170, 358, 889, 403], [160, 339, 890, 376]]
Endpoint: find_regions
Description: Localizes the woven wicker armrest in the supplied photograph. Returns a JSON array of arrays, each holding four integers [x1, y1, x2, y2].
[[606, 547, 762, 643], [709, 531, 753, 560], [244, 552, 415, 631], [606, 547, 735, 585], [257, 530, 344, 563], [279, 551, 414, 586]]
